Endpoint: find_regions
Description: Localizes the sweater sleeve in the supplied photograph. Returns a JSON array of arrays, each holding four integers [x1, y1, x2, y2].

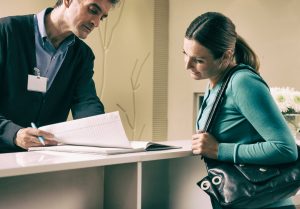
[[71, 48, 105, 119], [0, 18, 24, 152], [218, 70, 298, 165]]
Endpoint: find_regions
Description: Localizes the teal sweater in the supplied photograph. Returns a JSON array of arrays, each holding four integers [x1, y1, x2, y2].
[[196, 64, 298, 207]]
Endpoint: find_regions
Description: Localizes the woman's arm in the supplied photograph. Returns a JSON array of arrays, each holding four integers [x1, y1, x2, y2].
[[221, 70, 298, 165]]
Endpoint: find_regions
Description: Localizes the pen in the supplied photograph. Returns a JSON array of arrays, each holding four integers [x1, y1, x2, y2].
[[30, 122, 45, 146]]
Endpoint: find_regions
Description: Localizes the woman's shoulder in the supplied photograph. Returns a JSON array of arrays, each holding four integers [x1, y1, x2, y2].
[[231, 64, 259, 78], [226, 64, 269, 100], [230, 64, 266, 89]]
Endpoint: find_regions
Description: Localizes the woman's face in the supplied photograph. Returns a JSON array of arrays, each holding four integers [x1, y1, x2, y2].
[[183, 38, 222, 83]]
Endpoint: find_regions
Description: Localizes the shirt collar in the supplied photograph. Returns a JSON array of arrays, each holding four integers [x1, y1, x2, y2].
[[36, 8, 75, 47], [36, 8, 52, 40]]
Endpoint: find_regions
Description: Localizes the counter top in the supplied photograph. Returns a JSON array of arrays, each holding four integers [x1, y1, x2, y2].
[[1, 139, 299, 179], [0, 140, 193, 178]]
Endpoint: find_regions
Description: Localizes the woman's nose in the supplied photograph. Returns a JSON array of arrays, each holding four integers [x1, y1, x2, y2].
[[185, 57, 194, 70]]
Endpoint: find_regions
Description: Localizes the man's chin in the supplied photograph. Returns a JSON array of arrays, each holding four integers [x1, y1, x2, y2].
[[78, 34, 88, 39], [75, 31, 90, 39]]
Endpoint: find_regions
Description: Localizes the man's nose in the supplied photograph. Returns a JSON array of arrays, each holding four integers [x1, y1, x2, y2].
[[91, 16, 101, 28]]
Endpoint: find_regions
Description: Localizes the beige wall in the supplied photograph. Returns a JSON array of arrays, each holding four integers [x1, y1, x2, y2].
[[85, 0, 155, 140], [168, 0, 300, 140], [0, 1, 51, 16], [0, 0, 159, 141], [1, 1, 300, 204], [1, 0, 300, 141]]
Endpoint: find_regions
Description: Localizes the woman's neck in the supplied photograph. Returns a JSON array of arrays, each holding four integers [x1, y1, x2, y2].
[[209, 62, 237, 89]]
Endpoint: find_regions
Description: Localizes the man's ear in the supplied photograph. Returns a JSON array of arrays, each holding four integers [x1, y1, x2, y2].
[[64, 0, 73, 8]]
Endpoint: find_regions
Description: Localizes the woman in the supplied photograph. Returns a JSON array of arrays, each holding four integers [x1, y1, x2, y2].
[[184, 12, 298, 209]]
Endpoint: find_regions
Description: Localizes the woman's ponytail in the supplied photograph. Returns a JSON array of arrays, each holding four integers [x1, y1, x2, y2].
[[235, 35, 260, 72]]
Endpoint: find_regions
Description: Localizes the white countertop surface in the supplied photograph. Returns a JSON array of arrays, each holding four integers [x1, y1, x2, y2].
[[1, 139, 299, 179], [0, 140, 193, 178]]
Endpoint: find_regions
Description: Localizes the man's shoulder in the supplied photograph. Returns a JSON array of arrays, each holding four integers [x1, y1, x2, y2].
[[0, 14, 34, 28], [74, 37, 95, 58]]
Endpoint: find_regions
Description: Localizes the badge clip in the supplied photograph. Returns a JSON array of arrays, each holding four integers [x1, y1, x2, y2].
[[33, 67, 41, 79]]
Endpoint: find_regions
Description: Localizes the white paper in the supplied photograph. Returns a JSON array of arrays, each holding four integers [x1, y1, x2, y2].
[[29, 145, 144, 155], [28, 139, 182, 155], [29, 141, 181, 155], [39, 111, 132, 148]]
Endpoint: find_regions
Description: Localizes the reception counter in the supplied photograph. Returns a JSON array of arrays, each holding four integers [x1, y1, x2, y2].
[[0, 140, 212, 209], [0, 139, 299, 209]]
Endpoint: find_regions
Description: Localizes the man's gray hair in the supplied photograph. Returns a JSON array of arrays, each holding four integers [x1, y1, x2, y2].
[[54, 0, 120, 8]]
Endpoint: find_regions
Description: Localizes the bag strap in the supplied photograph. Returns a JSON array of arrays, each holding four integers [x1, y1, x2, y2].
[[201, 65, 266, 133], [201, 65, 268, 164], [201, 65, 264, 209]]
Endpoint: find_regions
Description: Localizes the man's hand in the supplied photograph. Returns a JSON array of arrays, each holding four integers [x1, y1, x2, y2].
[[15, 128, 58, 150]]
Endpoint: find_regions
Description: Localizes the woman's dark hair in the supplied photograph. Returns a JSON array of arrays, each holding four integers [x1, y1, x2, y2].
[[54, 0, 120, 8], [185, 12, 259, 71]]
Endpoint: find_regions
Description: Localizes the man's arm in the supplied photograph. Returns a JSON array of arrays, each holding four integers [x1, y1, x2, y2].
[[0, 116, 25, 151], [71, 54, 105, 119], [0, 20, 23, 152]]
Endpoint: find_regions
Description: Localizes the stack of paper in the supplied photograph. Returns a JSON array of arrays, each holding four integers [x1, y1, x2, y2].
[[29, 111, 181, 154], [38, 111, 131, 148]]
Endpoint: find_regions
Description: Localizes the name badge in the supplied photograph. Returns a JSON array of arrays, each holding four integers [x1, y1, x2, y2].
[[27, 75, 48, 93]]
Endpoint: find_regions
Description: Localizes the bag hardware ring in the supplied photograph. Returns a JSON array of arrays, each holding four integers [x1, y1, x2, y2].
[[200, 180, 210, 190], [212, 176, 222, 185]]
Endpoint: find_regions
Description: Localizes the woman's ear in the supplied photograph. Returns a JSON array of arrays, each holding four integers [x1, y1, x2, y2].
[[218, 50, 234, 70], [223, 49, 234, 62]]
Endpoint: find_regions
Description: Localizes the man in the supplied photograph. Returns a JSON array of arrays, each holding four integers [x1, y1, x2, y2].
[[0, 0, 119, 153]]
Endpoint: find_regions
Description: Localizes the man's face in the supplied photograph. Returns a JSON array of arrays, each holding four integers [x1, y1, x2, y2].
[[65, 0, 113, 39]]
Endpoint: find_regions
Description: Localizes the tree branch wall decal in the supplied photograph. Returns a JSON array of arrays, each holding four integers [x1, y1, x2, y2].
[[116, 52, 150, 140], [97, 0, 125, 98]]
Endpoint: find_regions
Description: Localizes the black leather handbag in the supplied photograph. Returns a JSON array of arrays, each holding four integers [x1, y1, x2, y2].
[[197, 66, 300, 209]]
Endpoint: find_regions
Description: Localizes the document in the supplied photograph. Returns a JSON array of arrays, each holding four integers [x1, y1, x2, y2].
[[37, 111, 132, 148], [29, 141, 181, 155], [29, 111, 181, 154]]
